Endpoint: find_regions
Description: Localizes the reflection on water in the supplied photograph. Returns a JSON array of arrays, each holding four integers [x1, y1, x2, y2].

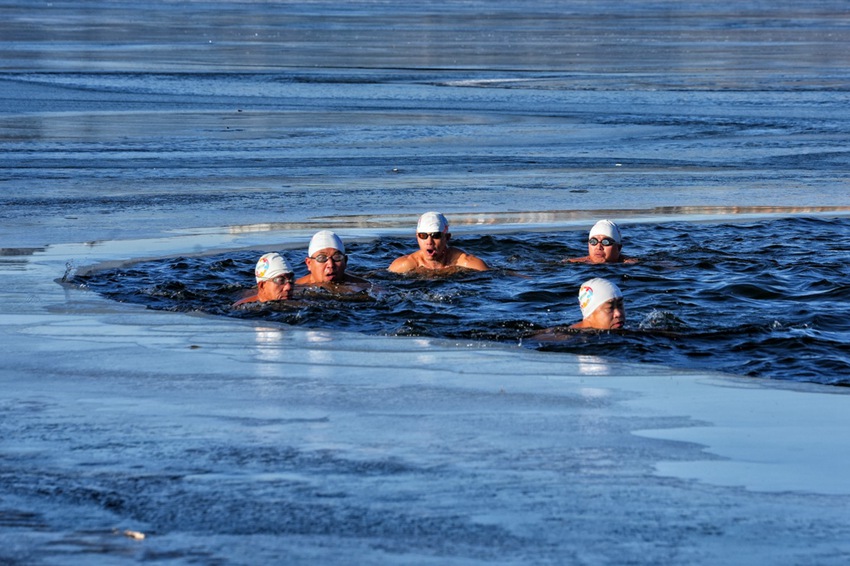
[[305, 330, 334, 344], [74, 216, 850, 386], [252, 326, 286, 380], [577, 356, 615, 377]]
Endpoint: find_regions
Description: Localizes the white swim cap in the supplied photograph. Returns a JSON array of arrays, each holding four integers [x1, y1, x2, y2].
[[255, 252, 293, 283], [417, 211, 449, 234], [308, 230, 345, 257], [589, 219, 622, 243], [578, 278, 623, 319]]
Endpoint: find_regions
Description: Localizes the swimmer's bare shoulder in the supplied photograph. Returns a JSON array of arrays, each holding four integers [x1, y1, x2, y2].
[[389, 249, 487, 274], [388, 253, 418, 273], [452, 249, 488, 271]]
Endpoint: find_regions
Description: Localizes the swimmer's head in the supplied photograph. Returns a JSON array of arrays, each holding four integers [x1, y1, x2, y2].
[[587, 219, 623, 263], [416, 211, 449, 235], [415, 212, 451, 261], [255, 252, 293, 283], [306, 230, 348, 283], [576, 277, 625, 330], [308, 230, 346, 256]]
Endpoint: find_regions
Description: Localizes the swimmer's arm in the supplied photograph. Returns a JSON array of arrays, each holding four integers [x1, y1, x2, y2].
[[231, 293, 259, 308], [528, 325, 577, 341], [529, 329, 560, 341]]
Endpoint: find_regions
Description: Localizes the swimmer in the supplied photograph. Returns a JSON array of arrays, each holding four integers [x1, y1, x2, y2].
[[530, 277, 626, 340], [232, 252, 294, 307], [388, 211, 488, 274], [571, 277, 625, 330], [296, 230, 371, 292], [567, 219, 636, 264]]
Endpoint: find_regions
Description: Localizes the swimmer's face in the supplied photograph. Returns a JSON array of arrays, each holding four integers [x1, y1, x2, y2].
[[305, 247, 347, 282], [417, 231, 450, 262], [587, 233, 622, 264], [585, 298, 625, 329], [258, 273, 294, 301]]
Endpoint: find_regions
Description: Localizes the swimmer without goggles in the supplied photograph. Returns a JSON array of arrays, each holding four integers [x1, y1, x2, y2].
[[417, 232, 444, 240], [309, 252, 346, 263], [588, 237, 616, 247]]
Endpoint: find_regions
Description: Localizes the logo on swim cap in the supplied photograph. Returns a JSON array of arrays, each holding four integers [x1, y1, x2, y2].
[[579, 285, 594, 310], [256, 255, 271, 279]]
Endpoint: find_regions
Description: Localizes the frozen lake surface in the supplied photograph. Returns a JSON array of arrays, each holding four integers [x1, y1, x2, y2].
[[2, 1, 850, 563]]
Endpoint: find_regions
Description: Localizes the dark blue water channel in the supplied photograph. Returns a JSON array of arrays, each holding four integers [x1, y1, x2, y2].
[[72, 216, 850, 386]]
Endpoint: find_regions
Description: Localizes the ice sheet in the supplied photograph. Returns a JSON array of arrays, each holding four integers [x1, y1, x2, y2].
[[2, 226, 849, 563]]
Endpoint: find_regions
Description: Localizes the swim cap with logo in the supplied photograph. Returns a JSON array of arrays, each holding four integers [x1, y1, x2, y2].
[[255, 252, 293, 283], [589, 219, 622, 243], [578, 277, 623, 319], [308, 230, 346, 257], [416, 211, 449, 234]]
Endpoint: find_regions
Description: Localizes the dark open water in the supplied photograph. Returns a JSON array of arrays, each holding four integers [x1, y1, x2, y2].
[[74, 215, 850, 385]]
